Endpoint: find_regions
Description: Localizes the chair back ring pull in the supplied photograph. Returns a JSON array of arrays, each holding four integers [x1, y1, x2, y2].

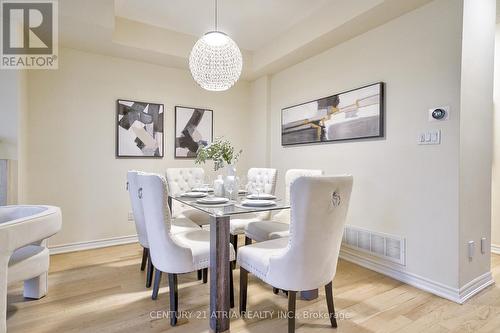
[[138, 187, 143, 199], [332, 191, 341, 207]]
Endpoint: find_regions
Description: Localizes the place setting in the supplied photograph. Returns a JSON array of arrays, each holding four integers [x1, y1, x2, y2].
[[195, 196, 233, 207], [238, 183, 277, 208], [179, 191, 208, 198], [191, 184, 214, 193], [179, 180, 215, 198], [238, 199, 277, 208], [179, 190, 233, 207], [246, 193, 276, 200], [179, 178, 278, 209]]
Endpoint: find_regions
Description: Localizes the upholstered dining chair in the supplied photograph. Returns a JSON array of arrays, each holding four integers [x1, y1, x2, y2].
[[127, 171, 201, 288], [245, 169, 323, 243], [136, 173, 236, 326], [165, 167, 209, 226], [238, 175, 353, 333], [229, 168, 277, 267]]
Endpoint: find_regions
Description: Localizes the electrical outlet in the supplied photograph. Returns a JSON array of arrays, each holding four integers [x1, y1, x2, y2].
[[128, 212, 134, 222], [481, 237, 487, 254], [468, 241, 475, 260]]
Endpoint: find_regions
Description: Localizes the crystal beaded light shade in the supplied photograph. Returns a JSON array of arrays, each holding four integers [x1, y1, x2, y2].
[[189, 31, 243, 91]]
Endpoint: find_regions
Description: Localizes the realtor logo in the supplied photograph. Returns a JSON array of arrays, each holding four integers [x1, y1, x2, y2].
[[1, 0, 58, 69]]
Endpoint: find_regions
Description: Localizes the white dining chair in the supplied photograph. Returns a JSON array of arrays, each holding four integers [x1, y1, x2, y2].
[[238, 175, 353, 333], [165, 167, 209, 226], [127, 170, 202, 288], [244, 169, 323, 243], [136, 173, 236, 326], [229, 168, 277, 266]]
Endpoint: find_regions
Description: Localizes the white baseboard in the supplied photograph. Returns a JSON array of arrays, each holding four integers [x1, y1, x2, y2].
[[49, 235, 138, 255], [491, 244, 500, 255], [340, 246, 494, 304], [459, 271, 494, 303]]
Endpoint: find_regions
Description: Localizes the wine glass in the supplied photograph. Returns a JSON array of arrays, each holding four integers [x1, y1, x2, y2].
[[225, 180, 235, 201], [255, 184, 263, 199], [239, 175, 248, 193], [246, 180, 254, 194], [234, 176, 240, 196], [205, 174, 213, 190], [192, 178, 202, 192]]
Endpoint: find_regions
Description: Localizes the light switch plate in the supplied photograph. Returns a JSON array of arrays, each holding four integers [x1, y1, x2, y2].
[[418, 129, 441, 145]]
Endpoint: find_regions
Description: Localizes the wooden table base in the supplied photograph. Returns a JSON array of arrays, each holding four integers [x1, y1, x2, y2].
[[209, 215, 231, 333]]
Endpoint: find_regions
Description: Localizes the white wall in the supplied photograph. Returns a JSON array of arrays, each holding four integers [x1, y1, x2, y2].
[[258, 0, 495, 295], [246, 76, 271, 167], [266, 0, 464, 289], [0, 71, 18, 160], [0, 70, 27, 204], [25, 47, 251, 247], [491, 25, 500, 250], [0, 71, 24, 160], [458, 0, 495, 286]]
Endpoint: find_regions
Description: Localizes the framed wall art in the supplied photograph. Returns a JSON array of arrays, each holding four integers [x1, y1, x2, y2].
[[175, 106, 213, 158], [281, 82, 384, 146], [116, 99, 164, 158]]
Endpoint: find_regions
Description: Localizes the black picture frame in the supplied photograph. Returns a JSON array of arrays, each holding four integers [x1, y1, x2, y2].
[[174, 105, 214, 159], [116, 99, 165, 158], [281, 82, 385, 146]]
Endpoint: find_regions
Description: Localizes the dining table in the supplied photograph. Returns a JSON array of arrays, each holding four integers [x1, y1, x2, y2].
[[168, 191, 290, 333]]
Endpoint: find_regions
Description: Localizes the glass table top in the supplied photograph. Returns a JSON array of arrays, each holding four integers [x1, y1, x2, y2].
[[170, 193, 290, 217]]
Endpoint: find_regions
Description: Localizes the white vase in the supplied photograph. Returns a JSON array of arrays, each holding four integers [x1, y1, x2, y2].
[[213, 175, 225, 197], [224, 164, 238, 199], [225, 164, 236, 177]]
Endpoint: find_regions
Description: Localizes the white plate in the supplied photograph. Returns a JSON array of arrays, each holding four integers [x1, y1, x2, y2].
[[241, 199, 276, 207], [181, 192, 208, 198], [246, 193, 276, 200], [192, 187, 214, 192], [196, 202, 233, 207], [196, 197, 230, 204]]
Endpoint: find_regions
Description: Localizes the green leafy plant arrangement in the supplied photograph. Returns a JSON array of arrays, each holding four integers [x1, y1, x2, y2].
[[195, 137, 242, 171]]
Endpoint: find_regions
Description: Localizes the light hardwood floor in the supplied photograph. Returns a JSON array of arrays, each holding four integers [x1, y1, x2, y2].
[[6, 243, 500, 333]]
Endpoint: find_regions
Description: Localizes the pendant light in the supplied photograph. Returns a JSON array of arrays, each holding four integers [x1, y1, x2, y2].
[[189, 0, 243, 91]]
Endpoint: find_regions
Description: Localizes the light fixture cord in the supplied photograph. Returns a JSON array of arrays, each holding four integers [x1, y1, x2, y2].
[[214, 0, 218, 31]]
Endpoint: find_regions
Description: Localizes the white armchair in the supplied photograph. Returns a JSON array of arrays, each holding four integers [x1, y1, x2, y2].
[[237, 175, 353, 332], [245, 169, 323, 243], [0, 205, 61, 333], [136, 173, 235, 326], [165, 168, 209, 226], [127, 171, 201, 288]]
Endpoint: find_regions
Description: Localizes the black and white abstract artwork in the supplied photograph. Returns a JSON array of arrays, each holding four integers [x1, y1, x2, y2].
[[116, 100, 164, 157], [281, 82, 384, 146], [175, 106, 213, 158]]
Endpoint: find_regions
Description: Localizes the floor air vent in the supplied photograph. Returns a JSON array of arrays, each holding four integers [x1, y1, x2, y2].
[[342, 225, 406, 266]]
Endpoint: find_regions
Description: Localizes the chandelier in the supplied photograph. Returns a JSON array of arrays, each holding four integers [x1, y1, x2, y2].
[[189, 0, 242, 91]]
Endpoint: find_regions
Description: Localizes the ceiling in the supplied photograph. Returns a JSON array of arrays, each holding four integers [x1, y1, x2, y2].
[[114, 0, 331, 51], [59, 0, 434, 80]]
